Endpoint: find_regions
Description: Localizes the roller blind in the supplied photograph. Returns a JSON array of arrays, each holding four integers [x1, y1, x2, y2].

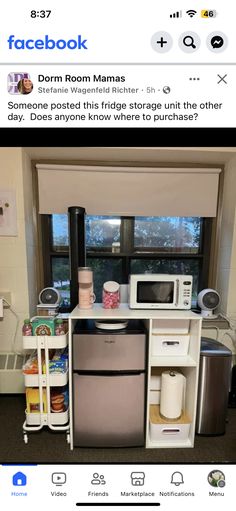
[[37, 164, 221, 217]]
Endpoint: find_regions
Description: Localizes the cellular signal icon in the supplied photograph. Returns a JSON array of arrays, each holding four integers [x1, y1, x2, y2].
[[170, 10, 182, 18], [186, 9, 197, 17]]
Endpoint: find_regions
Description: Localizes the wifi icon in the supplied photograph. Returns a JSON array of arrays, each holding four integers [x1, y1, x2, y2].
[[186, 9, 197, 17]]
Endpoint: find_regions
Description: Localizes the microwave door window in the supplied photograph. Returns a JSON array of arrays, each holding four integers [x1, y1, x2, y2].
[[137, 281, 174, 304]]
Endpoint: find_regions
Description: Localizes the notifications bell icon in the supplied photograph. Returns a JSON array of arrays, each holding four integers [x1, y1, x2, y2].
[[170, 471, 184, 486]]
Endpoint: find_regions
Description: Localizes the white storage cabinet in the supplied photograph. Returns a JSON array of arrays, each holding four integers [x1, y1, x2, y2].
[[147, 315, 202, 448], [68, 305, 202, 450]]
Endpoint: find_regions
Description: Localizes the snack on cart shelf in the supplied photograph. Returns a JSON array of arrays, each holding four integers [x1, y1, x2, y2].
[[23, 351, 45, 374], [23, 349, 68, 375], [55, 319, 68, 335], [32, 316, 57, 336], [48, 348, 68, 373], [51, 394, 65, 412], [23, 352, 38, 374], [26, 387, 47, 413], [51, 385, 69, 413], [22, 319, 32, 336]]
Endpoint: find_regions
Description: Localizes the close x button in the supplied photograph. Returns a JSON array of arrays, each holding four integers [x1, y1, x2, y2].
[[217, 74, 227, 84]]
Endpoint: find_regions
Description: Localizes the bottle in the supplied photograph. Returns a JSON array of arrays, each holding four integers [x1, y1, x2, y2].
[[78, 267, 96, 309], [102, 281, 120, 309], [55, 319, 66, 336], [22, 319, 32, 336]]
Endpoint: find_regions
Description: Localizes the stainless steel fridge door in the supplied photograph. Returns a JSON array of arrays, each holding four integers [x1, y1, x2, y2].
[[73, 373, 145, 447], [73, 333, 146, 371]]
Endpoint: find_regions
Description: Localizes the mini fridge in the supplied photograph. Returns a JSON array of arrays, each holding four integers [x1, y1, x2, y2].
[[72, 320, 147, 447]]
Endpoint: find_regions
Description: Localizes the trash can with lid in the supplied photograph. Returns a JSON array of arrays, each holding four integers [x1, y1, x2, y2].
[[196, 337, 232, 435]]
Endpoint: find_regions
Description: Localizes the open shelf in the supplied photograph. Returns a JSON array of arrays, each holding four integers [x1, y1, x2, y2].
[[70, 304, 201, 320], [25, 408, 69, 426], [146, 404, 193, 448], [146, 434, 193, 449], [23, 333, 68, 350], [24, 370, 68, 387], [150, 355, 197, 367]]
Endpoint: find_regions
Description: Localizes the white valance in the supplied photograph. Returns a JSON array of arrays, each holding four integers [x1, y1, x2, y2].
[[37, 164, 221, 217]]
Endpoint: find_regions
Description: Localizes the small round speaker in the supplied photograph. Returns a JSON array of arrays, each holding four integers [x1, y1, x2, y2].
[[197, 288, 220, 318], [39, 287, 61, 305]]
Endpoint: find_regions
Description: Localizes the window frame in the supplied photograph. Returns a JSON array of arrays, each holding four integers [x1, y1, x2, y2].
[[40, 214, 212, 311]]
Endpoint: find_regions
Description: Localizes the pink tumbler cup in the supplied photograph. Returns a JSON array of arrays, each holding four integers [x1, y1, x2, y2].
[[78, 267, 96, 309]]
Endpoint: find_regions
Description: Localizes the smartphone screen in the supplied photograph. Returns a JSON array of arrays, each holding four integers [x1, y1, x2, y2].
[[0, 1, 235, 509]]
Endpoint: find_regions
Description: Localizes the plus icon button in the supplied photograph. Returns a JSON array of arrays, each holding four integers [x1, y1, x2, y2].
[[151, 31, 173, 53], [156, 37, 168, 48]]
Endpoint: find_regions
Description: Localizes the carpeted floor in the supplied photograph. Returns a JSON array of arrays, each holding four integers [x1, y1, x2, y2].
[[1, 395, 236, 464]]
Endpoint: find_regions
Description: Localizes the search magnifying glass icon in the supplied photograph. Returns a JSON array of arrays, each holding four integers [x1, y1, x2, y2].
[[179, 32, 200, 52], [183, 35, 196, 49]]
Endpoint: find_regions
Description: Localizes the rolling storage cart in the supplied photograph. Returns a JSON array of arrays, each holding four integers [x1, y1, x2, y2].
[[22, 332, 70, 444]]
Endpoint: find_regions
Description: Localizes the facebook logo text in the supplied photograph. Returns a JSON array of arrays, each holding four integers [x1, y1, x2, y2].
[[7, 35, 88, 50]]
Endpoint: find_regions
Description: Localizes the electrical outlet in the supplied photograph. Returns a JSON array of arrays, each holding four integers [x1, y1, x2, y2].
[[0, 292, 11, 307]]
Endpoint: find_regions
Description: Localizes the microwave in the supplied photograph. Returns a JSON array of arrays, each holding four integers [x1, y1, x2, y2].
[[129, 274, 193, 310]]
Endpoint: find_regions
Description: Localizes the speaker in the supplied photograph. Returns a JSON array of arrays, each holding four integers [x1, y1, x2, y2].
[[197, 288, 220, 318], [39, 287, 61, 305]]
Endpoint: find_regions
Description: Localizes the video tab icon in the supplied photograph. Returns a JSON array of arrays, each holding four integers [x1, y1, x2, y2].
[[52, 472, 66, 486]]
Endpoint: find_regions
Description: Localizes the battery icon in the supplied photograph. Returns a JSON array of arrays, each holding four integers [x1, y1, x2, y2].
[[201, 10, 217, 17]]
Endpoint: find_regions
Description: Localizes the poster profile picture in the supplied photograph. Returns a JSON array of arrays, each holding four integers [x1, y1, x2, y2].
[[17, 77, 33, 94], [7, 72, 33, 94]]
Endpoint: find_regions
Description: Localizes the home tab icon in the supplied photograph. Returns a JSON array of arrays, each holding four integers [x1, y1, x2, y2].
[[12, 472, 27, 486]]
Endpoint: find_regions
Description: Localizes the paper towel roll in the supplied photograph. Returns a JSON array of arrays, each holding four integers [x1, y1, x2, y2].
[[160, 370, 185, 420]]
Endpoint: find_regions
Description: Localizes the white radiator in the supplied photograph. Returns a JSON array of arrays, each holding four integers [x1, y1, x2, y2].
[[0, 353, 26, 393]]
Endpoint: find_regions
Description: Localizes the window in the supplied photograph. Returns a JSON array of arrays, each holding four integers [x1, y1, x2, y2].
[[41, 214, 211, 310]]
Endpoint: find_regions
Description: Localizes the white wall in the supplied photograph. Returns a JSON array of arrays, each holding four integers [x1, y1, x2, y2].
[[201, 157, 236, 356], [0, 148, 37, 357], [216, 156, 236, 318]]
